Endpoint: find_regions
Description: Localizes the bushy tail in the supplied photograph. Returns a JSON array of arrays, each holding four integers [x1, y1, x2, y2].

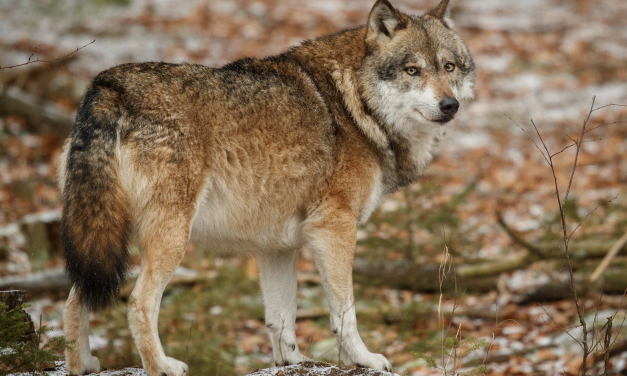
[[61, 80, 131, 311]]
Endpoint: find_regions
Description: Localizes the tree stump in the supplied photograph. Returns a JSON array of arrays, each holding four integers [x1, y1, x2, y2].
[[1, 289, 35, 338]]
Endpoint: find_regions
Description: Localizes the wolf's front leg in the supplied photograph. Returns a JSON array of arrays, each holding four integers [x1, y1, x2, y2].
[[305, 210, 392, 372], [258, 249, 309, 366]]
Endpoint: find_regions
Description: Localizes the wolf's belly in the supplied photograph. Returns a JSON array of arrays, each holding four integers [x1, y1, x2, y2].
[[189, 176, 305, 255]]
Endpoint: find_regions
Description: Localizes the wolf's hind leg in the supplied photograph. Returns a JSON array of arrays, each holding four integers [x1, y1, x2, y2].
[[258, 249, 309, 366], [128, 216, 194, 376], [64, 286, 101, 375]]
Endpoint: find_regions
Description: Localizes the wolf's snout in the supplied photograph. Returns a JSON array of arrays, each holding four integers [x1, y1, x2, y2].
[[439, 97, 460, 116]]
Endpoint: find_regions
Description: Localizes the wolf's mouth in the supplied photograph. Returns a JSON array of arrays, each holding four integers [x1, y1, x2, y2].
[[414, 109, 454, 124], [434, 117, 455, 124]]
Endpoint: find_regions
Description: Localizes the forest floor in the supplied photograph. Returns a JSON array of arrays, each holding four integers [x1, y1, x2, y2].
[[1, 0, 627, 375]]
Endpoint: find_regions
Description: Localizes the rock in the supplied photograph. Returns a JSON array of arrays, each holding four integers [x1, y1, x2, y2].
[[8, 361, 146, 376], [8, 361, 401, 376], [247, 362, 401, 376]]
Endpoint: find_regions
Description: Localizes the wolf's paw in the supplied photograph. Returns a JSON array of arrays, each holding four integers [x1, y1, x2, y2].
[[67, 355, 100, 375], [353, 353, 392, 372], [156, 357, 189, 376], [83, 355, 101, 374], [274, 348, 310, 366]]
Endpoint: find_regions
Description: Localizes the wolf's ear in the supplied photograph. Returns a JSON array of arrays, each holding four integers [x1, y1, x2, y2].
[[428, 0, 454, 28], [366, 0, 407, 45]]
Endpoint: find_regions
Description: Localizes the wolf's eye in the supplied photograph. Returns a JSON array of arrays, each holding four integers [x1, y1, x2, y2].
[[406, 67, 420, 76], [445, 63, 455, 72]]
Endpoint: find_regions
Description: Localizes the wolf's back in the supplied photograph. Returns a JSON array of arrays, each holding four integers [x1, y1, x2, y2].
[[60, 73, 132, 311]]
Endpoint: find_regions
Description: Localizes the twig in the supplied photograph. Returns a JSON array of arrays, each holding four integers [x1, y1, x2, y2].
[[584, 120, 627, 135], [538, 303, 584, 352], [590, 103, 627, 113], [568, 192, 620, 242], [603, 316, 613, 376], [184, 321, 194, 365], [32, 315, 42, 376], [551, 139, 602, 159], [314, 302, 355, 363], [438, 237, 453, 372], [338, 308, 345, 368], [514, 97, 627, 375], [608, 289, 627, 348], [510, 118, 550, 165], [304, 336, 314, 360], [529, 97, 599, 375], [483, 283, 499, 366], [0, 40, 95, 69]]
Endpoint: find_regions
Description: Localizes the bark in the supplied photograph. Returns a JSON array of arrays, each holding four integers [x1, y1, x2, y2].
[[0, 289, 26, 309]]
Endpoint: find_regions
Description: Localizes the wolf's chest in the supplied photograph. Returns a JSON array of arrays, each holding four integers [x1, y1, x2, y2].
[[359, 170, 384, 225]]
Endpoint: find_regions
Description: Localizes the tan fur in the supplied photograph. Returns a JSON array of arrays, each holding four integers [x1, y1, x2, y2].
[[60, 0, 474, 374]]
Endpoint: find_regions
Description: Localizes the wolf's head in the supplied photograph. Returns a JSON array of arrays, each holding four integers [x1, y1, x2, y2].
[[359, 0, 475, 132]]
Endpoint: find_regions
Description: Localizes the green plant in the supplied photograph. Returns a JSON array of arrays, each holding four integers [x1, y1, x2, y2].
[[414, 335, 489, 376], [411, 243, 490, 376], [0, 303, 74, 376]]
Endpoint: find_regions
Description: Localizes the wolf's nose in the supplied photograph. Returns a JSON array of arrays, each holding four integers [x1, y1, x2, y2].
[[439, 97, 459, 116]]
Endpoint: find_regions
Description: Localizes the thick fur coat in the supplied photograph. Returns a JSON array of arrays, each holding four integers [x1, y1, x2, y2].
[[59, 1, 475, 374]]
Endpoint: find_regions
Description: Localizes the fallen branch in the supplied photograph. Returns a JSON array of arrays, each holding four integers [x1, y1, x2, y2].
[[0, 267, 199, 301], [351, 258, 499, 293], [352, 254, 627, 295], [464, 344, 552, 367], [590, 231, 627, 282], [590, 339, 627, 364], [0, 85, 74, 136], [496, 211, 545, 257], [497, 211, 626, 261]]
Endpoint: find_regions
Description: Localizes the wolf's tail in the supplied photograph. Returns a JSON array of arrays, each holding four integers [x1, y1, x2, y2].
[[61, 77, 132, 311]]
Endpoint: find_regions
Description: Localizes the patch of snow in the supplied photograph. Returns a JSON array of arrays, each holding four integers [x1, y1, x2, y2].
[[474, 53, 514, 73], [446, 130, 492, 150], [379, 198, 404, 213], [506, 269, 551, 293], [209, 306, 223, 315], [535, 336, 552, 346]]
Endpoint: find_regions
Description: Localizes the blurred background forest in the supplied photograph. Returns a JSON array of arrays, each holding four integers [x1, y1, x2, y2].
[[1, 0, 627, 375]]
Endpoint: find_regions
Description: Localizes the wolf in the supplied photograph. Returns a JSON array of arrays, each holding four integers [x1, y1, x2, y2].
[[59, 0, 475, 374]]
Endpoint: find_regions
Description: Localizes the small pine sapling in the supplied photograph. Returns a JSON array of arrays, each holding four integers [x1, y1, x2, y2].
[[0, 302, 75, 376]]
